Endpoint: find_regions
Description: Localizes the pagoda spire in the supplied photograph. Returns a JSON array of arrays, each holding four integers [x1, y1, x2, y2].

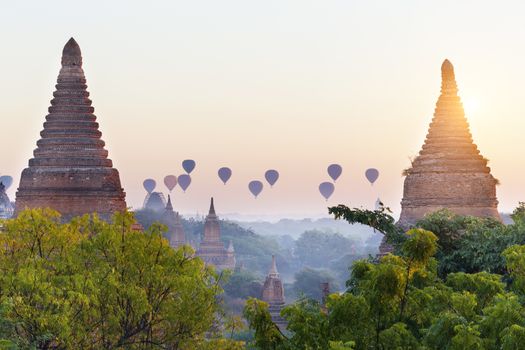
[[269, 255, 279, 276], [166, 195, 173, 212], [396, 59, 500, 229], [15, 38, 126, 219], [209, 197, 216, 216]]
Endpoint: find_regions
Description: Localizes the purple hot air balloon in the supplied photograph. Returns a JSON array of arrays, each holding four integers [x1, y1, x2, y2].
[[327, 164, 343, 182], [0, 175, 13, 190], [319, 182, 335, 201], [365, 168, 380, 185], [264, 170, 279, 187], [178, 174, 192, 192], [248, 180, 263, 198], [164, 175, 177, 192], [218, 167, 232, 185], [143, 179, 156, 194], [182, 159, 196, 174]]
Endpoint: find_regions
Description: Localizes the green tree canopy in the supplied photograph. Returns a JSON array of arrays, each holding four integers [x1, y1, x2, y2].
[[0, 209, 240, 349]]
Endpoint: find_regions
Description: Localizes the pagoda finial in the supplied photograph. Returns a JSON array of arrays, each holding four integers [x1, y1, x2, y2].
[[166, 195, 173, 211], [269, 255, 279, 276], [441, 59, 455, 82], [440, 59, 458, 95], [209, 197, 216, 215], [61, 37, 82, 67]]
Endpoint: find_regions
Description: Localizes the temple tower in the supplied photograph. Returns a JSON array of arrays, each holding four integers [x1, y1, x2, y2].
[[398, 59, 500, 228], [160, 195, 186, 248], [0, 183, 14, 219], [15, 38, 126, 219], [262, 255, 287, 330], [196, 198, 235, 270]]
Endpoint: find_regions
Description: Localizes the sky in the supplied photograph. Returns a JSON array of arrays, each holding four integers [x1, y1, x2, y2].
[[1, 1, 525, 220]]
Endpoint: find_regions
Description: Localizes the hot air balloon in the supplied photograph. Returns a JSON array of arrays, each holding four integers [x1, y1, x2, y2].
[[264, 170, 279, 187], [178, 174, 192, 192], [319, 182, 335, 201], [164, 175, 177, 192], [143, 179, 156, 194], [0, 176, 13, 190], [218, 167, 232, 185], [365, 168, 379, 185], [248, 181, 263, 198], [182, 159, 196, 174], [327, 164, 342, 182]]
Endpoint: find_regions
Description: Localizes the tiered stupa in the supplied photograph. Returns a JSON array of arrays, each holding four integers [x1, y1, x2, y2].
[[15, 38, 126, 219], [398, 59, 500, 228], [262, 255, 287, 330], [196, 198, 236, 270], [143, 192, 167, 212], [0, 183, 14, 219], [160, 195, 186, 248]]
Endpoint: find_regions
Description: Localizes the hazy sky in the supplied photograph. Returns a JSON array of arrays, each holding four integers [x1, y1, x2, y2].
[[1, 1, 525, 219]]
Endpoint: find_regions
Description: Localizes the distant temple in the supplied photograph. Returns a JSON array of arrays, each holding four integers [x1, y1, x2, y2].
[[196, 198, 236, 270], [262, 255, 287, 330], [144, 192, 167, 212], [0, 183, 14, 219], [160, 195, 186, 248], [398, 59, 500, 228], [15, 38, 126, 219]]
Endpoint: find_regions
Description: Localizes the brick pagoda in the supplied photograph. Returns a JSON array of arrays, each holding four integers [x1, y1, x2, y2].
[[262, 255, 287, 330], [398, 59, 500, 228], [15, 38, 126, 219], [196, 198, 236, 270]]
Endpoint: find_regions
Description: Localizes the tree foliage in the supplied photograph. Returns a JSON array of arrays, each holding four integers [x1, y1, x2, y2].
[[294, 230, 361, 272], [328, 205, 403, 246], [0, 209, 240, 349], [243, 206, 525, 349]]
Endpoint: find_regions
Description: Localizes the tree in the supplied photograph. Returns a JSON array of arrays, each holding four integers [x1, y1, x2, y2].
[[243, 299, 286, 350], [223, 270, 262, 300], [292, 268, 339, 301], [328, 204, 405, 250], [294, 230, 356, 268], [416, 209, 516, 276], [0, 209, 236, 349]]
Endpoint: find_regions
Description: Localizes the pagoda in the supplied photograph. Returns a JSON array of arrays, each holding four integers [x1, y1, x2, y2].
[[160, 195, 186, 248], [15, 38, 126, 220], [0, 183, 14, 219], [398, 59, 500, 228], [196, 198, 236, 270], [262, 255, 287, 330]]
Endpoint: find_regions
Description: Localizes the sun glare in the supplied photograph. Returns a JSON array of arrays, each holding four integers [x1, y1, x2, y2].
[[463, 97, 480, 116]]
